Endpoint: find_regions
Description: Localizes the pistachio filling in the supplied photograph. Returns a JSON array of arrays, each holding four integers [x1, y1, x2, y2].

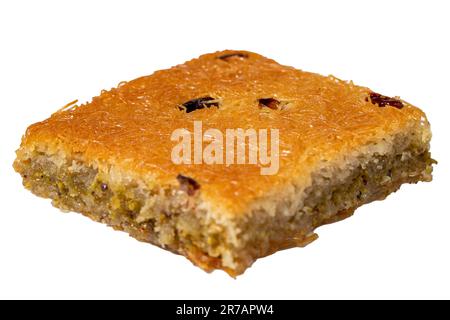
[[16, 144, 433, 274]]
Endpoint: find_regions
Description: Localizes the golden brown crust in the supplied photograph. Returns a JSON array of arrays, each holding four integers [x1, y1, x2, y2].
[[19, 50, 428, 215]]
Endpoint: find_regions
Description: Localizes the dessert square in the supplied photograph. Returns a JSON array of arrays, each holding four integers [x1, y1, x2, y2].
[[14, 50, 434, 276]]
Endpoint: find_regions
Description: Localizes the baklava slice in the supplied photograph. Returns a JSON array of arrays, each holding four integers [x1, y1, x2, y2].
[[14, 50, 434, 276]]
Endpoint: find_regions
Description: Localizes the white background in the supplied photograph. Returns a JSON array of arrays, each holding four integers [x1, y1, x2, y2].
[[1, 0, 449, 299]]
